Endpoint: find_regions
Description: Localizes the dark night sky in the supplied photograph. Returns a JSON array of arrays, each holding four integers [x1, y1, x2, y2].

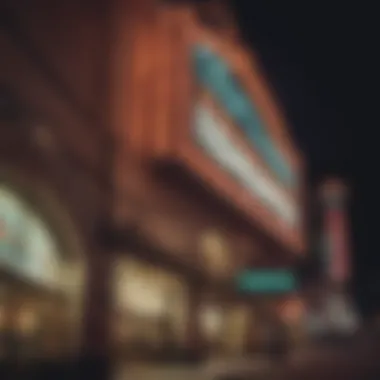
[[233, 1, 378, 315]]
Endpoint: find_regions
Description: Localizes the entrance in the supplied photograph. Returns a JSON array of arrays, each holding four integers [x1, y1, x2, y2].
[[0, 274, 72, 360], [0, 184, 84, 362], [112, 257, 189, 362]]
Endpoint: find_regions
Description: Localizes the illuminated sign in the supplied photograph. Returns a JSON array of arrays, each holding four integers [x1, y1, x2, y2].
[[0, 186, 60, 287], [194, 104, 298, 226], [236, 269, 297, 294], [192, 43, 295, 188]]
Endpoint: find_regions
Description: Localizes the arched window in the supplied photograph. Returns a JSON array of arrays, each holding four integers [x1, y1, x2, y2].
[[0, 185, 60, 288], [0, 184, 84, 360]]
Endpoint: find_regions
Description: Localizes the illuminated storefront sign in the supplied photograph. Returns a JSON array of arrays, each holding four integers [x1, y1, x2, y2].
[[236, 269, 297, 294], [194, 104, 299, 226], [0, 186, 60, 288], [192, 43, 295, 188]]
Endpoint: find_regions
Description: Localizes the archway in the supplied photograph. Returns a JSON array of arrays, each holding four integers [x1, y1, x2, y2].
[[0, 177, 86, 362]]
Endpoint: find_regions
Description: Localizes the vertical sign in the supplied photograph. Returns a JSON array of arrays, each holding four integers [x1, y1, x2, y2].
[[326, 206, 350, 284], [320, 180, 351, 286]]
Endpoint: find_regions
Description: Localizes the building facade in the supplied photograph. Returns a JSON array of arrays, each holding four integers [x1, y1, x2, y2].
[[0, 0, 305, 364], [0, 0, 115, 361]]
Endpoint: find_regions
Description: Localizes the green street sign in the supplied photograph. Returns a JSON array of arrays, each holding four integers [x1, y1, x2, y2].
[[236, 269, 297, 294]]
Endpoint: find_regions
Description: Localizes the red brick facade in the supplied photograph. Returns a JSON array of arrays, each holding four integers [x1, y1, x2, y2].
[[0, 0, 305, 358]]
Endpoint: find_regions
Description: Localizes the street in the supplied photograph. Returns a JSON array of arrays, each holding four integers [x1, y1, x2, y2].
[[115, 337, 380, 380]]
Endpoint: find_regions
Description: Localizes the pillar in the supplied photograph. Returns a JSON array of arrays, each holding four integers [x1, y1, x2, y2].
[[186, 284, 203, 358], [82, 250, 112, 358]]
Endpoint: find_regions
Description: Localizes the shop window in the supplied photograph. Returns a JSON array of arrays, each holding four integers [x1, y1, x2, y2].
[[0, 185, 84, 361], [221, 305, 250, 354], [112, 257, 188, 359], [199, 300, 250, 357]]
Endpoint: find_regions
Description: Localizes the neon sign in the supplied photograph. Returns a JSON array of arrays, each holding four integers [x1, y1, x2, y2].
[[192, 44, 295, 188], [194, 104, 298, 226], [236, 269, 297, 294]]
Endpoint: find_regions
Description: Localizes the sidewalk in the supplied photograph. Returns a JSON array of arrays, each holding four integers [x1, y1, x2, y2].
[[114, 357, 274, 380], [114, 364, 201, 380]]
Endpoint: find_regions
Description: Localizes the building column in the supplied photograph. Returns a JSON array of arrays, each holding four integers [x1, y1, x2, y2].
[[246, 306, 258, 353], [186, 285, 203, 356], [82, 250, 112, 358]]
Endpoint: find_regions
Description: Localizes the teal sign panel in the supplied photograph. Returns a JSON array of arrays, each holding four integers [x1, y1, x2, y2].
[[236, 269, 297, 294], [192, 44, 295, 188]]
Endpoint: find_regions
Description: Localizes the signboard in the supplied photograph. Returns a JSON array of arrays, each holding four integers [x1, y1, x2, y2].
[[320, 180, 351, 284], [325, 207, 350, 284], [236, 269, 297, 294], [192, 43, 296, 188], [194, 104, 299, 227]]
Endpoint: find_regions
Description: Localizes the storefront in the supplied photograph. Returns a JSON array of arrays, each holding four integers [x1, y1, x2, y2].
[[111, 256, 189, 361], [277, 296, 306, 349], [107, 0, 305, 362], [108, 228, 254, 361], [198, 300, 250, 356], [196, 229, 252, 357], [0, 182, 85, 362]]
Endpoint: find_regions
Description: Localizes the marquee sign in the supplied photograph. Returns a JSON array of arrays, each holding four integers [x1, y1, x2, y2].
[[143, 29, 304, 253], [194, 104, 299, 227], [192, 43, 296, 189]]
